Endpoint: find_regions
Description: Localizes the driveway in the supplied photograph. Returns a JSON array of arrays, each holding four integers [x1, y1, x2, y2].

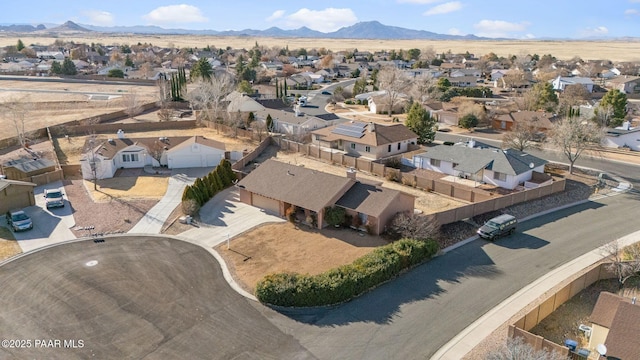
[[0, 236, 315, 359], [178, 187, 284, 248], [128, 168, 213, 234], [11, 181, 76, 253]]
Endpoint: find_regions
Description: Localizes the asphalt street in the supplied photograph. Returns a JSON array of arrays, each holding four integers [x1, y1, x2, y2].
[[263, 192, 640, 359], [0, 236, 315, 360]]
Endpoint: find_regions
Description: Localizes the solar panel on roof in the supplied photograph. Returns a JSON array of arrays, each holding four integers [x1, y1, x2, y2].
[[332, 123, 367, 138]]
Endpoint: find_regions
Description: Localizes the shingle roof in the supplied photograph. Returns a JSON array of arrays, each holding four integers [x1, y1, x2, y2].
[[91, 136, 224, 160], [0, 179, 37, 191], [312, 122, 417, 147], [495, 111, 556, 129], [590, 292, 628, 328], [415, 144, 547, 176], [605, 301, 640, 360], [237, 159, 353, 212], [335, 181, 409, 218]]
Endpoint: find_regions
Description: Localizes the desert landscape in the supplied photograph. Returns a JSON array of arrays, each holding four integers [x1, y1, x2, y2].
[[1, 34, 640, 61]]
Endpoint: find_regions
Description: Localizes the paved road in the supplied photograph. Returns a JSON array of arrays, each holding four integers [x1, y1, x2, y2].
[[263, 192, 640, 359], [0, 236, 315, 360]]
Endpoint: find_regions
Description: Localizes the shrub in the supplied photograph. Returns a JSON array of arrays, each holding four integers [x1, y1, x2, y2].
[[285, 206, 296, 223], [255, 238, 440, 307], [181, 198, 200, 216], [385, 157, 402, 169], [325, 206, 346, 227]]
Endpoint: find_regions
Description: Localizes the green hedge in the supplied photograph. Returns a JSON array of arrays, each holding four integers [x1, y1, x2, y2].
[[255, 238, 439, 307]]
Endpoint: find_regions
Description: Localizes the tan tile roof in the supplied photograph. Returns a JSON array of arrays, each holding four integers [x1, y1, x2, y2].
[[0, 179, 37, 191], [237, 159, 353, 212], [311, 122, 417, 147], [605, 300, 640, 360]]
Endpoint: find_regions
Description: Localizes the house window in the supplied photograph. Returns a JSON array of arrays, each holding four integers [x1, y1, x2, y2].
[[350, 143, 356, 149], [430, 158, 441, 167], [494, 171, 507, 181], [365, 146, 371, 152], [388, 144, 392, 152], [397, 142, 401, 150], [122, 153, 139, 162]]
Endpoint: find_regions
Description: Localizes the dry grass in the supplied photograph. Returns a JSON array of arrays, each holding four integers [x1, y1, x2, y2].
[[215, 222, 389, 294], [0, 228, 21, 261], [83, 176, 169, 201], [2, 35, 640, 61]]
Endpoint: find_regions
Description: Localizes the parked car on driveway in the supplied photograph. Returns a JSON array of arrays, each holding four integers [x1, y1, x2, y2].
[[477, 214, 517, 240], [321, 91, 332, 95], [6, 209, 33, 232], [44, 188, 65, 208]]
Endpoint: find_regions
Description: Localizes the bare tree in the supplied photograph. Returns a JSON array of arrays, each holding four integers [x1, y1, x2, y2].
[[123, 91, 143, 119], [549, 117, 604, 174], [253, 120, 267, 142], [486, 336, 567, 360], [377, 66, 411, 116], [186, 73, 234, 123], [410, 73, 436, 105], [148, 140, 166, 167], [1, 96, 31, 148], [84, 134, 100, 190], [389, 213, 439, 240], [603, 241, 640, 289], [502, 117, 543, 151]]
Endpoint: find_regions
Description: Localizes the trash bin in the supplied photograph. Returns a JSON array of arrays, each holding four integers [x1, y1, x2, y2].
[[564, 339, 578, 351]]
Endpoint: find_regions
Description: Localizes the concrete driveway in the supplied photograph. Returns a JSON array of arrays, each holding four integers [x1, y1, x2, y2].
[[128, 168, 213, 234], [178, 187, 284, 248], [9, 181, 76, 253], [0, 236, 315, 359]]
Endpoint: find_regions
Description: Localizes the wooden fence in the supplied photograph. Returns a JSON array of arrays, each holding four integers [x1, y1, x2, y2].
[[272, 137, 567, 225]]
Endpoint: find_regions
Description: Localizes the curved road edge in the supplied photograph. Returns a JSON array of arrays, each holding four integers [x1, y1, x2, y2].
[[432, 175, 634, 360]]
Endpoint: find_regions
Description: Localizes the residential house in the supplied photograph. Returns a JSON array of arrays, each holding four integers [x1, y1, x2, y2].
[[412, 141, 548, 190], [0, 179, 36, 214], [225, 91, 266, 115], [36, 51, 65, 60], [237, 159, 415, 234], [448, 75, 479, 88], [492, 111, 556, 131], [450, 69, 482, 78], [605, 75, 640, 94], [424, 101, 459, 126], [588, 292, 640, 360], [490, 69, 511, 82], [602, 121, 640, 151], [367, 90, 407, 114], [551, 76, 594, 93], [2, 157, 56, 182], [256, 107, 344, 137], [80, 131, 226, 179], [311, 121, 418, 160]]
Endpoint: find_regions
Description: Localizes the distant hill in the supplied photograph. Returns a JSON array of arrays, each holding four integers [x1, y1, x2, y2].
[[0, 24, 45, 32], [35, 20, 483, 40], [44, 21, 92, 33]]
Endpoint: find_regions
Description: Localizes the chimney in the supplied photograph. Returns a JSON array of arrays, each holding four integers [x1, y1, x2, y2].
[[468, 139, 476, 148], [622, 121, 631, 130], [295, 105, 301, 117], [346, 167, 356, 180], [368, 122, 375, 133], [117, 129, 125, 139]]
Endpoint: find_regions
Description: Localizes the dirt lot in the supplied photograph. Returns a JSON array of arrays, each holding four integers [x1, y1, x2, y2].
[[215, 222, 389, 294], [2, 35, 640, 61], [0, 78, 157, 141]]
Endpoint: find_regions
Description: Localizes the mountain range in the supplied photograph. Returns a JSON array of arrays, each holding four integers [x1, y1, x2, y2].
[[0, 20, 485, 40]]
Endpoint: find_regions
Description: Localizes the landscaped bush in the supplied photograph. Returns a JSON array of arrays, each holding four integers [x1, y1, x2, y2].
[[255, 238, 440, 307], [181, 159, 236, 207], [324, 206, 346, 227]]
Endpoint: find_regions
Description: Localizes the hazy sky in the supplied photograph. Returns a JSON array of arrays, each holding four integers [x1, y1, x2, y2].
[[3, 0, 640, 38]]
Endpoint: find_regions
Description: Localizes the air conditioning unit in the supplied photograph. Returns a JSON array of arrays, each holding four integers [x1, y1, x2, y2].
[[578, 324, 592, 338]]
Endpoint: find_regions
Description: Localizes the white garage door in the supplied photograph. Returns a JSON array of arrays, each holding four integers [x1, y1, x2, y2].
[[206, 154, 221, 167], [170, 155, 202, 169], [252, 194, 280, 215]]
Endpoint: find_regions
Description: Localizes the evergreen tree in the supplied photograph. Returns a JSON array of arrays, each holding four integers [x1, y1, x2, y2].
[[266, 114, 273, 131], [62, 58, 77, 75], [16, 39, 25, 51], [599, 89, 628, 126], [50, 61, 62, 74], [124, 54, 134, 67], [191, 57, 212, 81], [275, 78, 280, 98], [405, 102, 437, 144]]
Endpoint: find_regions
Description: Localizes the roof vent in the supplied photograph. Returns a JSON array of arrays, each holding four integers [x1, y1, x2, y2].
[[107, 138, 114, 144]]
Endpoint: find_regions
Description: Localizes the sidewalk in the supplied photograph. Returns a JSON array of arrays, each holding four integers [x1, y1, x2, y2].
[[128, 168, 212, 234], [432, 175, 634, 359]]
